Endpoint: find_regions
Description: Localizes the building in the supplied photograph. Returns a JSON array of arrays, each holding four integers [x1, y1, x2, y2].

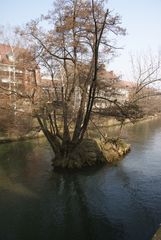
[[0, 43, 40, 111], [93, 66, 135, 110], [39, 65, 134, 112], [0, 44, 40, 87], [0, 43, 42, 135], [0, 44, 136, 118]]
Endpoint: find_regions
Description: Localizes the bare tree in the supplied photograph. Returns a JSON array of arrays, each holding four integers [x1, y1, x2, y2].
[[0, 0, 126, 165], [128, 53, 161, 115], [90, 52, 161, 139], [13, 0, 125, 160]]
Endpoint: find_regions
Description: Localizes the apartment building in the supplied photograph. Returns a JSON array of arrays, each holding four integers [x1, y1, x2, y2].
[[93, 66, 134, 110], [0, 44, 40, 109], [0, 43, 134, 115]]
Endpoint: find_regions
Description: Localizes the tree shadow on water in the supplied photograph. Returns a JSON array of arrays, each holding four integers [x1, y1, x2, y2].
[[46, 168, 125, 240]]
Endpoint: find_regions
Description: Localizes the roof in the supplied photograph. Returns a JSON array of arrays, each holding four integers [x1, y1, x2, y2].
[[0, 43, 30, 66], [96, 67, 118, 89], [98, 68, 118, 80], [0, 43, 39, 69], [115, 80, 136, 89], [0, 44, 12, 64]]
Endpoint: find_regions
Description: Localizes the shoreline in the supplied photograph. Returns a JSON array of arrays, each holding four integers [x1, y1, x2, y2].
[[0, 113, 161, 144], [0, 132, 44, 144], [93, 113, 161, 129]]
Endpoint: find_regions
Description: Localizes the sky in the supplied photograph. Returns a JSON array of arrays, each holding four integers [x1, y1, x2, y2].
[[1, 0, 161, 80]]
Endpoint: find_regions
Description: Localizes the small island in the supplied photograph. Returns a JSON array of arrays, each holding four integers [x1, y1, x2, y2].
[[53, 138, 131, 169]]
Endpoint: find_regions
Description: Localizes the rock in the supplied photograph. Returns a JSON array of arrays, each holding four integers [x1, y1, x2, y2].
[[152, 226, 161, 240]]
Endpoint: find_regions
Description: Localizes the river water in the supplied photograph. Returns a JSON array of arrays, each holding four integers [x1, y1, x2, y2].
[[1, 118, 161, 240]]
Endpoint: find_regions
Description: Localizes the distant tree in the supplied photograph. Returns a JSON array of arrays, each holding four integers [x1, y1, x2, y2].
[[91, 53, 161, 139], [128, 53, 161, 115]]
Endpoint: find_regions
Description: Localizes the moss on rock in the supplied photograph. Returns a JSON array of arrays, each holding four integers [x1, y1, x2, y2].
[[97, 138, 130, 163]]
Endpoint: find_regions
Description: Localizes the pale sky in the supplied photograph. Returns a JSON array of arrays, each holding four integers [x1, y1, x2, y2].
[[1, 0, 161, 80]]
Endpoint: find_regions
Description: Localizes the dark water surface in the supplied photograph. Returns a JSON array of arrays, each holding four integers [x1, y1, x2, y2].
[[1, 119, 161, 240]]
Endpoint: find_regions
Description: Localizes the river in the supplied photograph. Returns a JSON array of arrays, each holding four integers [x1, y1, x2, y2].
[[1, 118, 161, 240]]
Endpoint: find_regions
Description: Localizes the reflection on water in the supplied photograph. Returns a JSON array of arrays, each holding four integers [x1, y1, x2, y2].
[[1, 119, 161, 240]]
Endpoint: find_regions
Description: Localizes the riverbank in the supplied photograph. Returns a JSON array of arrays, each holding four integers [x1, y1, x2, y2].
[[0, 131, 44, 144], [0, 113, 161, 144], [92, 113, 161, 129]]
